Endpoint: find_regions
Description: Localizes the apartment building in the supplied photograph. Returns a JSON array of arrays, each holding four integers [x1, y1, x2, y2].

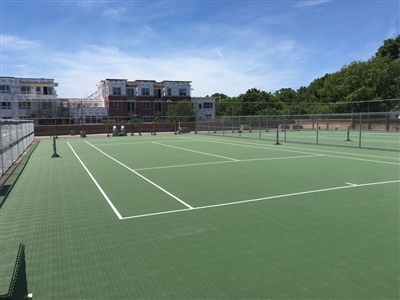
[[96, 79, 193, 121], [0, 77, 216, 124], [192, 97, 216, 120], [0, 77, 58, 122]]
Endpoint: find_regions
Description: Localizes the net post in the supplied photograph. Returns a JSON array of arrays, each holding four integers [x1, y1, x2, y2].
[[345, 126, 352, 142], [51, 136, 60, 158], [274, 127, 281, 145]]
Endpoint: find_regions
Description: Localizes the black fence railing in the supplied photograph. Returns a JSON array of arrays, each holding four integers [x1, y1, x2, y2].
[[0, 243, 29, 300]]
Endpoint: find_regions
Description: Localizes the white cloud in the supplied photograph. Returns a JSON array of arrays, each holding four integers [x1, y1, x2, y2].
[[102, 7, 127, 18], [0, 35, 40, 50], [41, 39, 309, 98], [145, 26, 156, 36], [295, 0, 331, 8]]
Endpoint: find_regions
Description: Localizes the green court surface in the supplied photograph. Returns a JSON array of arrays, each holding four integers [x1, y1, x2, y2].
[[1, 134, 399, 299]]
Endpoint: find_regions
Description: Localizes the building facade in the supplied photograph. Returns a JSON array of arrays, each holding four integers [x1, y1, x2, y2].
[[96, 79, 193, 121], [192, 97, 216, 120], [0, 76, 216, 124], [0, 77, 58, 122]]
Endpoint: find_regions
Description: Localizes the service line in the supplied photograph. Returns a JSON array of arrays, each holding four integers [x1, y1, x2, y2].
[[122, 179, 400, 220]]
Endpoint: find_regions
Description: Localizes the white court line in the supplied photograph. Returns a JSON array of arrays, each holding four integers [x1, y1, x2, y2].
[[153, 141, 240, 161], [323, 154, 400, 166], [135, 154, 323, 171], [85, 141, 194, 209], [184, 137, 400, 165], [122, 179, 400, 220], [67, 142, 123, 220], [346, 182, 358, 186]]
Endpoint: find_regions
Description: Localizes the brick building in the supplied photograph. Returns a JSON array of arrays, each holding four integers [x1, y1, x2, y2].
[[96, 79, 193, 121]]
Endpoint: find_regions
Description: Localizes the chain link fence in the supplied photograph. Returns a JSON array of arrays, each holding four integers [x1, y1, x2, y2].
[[0, 119, 35, 178], [196, 112, 400, 151]]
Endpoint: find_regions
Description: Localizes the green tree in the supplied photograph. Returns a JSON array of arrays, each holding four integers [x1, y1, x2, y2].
[[212, 93, 233, 116], [375, 35, 400, 60], [236, 88, 273, 116], [166, 100, 196, 122]]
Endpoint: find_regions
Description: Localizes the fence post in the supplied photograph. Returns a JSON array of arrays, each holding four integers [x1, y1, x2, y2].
[[316, 115, 319, 145], [359, 113, 362, 148]]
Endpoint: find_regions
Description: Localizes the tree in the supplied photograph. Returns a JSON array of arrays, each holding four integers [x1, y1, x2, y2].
[[375, 35, 400, 60], [207, 35, 400, 115], [236, 88, 273, 116], [212, 93, 233, 116], [166, 100, 196, 122]]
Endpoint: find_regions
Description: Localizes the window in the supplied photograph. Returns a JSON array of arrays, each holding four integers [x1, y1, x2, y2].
[[113, 87, 121, 95], [128, 101, 136, 112], [142, 101, 150, 110], [127, 88, 135, 98], [154, 102, 162, 111], [43, 87, 54, 95], [36, 87, 41, 94], [198, 104, 202, 109], [167, 88, 172, 96], [0, 85, 10, 93], [1, 102, 11, 109], [41, 102, 53, 110], [20, 86, 31, 94], [113, 101, 122, 110], [204, 102, 213, 109], [85, 116, 100, 124], [179, 88, 186, 96], [154, 89, 162, 98], [141, 88, 150, 96], [18, 102, 31, 110]]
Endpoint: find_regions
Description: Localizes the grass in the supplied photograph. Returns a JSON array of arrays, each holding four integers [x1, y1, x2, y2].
[[1, 133, 399, 299]]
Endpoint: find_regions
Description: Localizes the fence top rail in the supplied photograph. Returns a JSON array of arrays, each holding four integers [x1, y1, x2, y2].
[[219, 112, 399, 119]]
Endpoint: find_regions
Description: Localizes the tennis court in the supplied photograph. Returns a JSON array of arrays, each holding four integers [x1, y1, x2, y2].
[[1, 133, 399, 299]]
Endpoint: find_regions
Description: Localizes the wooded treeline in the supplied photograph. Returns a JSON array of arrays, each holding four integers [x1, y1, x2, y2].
[[211, 36, 400, 116]]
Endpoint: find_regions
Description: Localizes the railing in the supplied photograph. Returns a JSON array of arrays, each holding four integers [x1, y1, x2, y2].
[[0, 119, 35, 178]]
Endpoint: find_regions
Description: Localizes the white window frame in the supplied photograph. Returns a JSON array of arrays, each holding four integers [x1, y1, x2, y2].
[[1, 102, 11, 109], [20, 86, 31, 94], [113, 87, 121, 95], [113, 101, 122, 110], [142, 88, 150, 96], [204, 102, 213, 109], [18, 102, 31, 110], [41, 102, 53, 110], [0, 85, 11, 93], [142, 101, 150, 110], [127, 88, 135, 98]]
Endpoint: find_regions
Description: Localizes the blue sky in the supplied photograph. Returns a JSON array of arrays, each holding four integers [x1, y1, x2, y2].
[[1, 0, 398, 98]]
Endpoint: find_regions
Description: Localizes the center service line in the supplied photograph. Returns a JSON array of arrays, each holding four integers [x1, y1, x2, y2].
[[85, 141, 194, 210]]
